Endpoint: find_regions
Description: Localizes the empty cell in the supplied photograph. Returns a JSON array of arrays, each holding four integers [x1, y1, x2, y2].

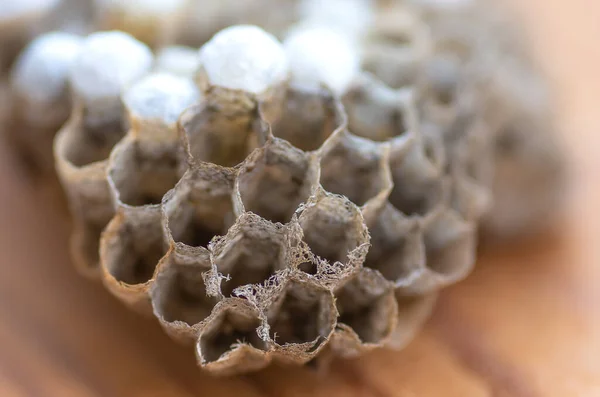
[[342, 74, 411, 142], [423, 211, 475, 280], [364, 203, 425, 285], [152, 252, 218, 326], [108, 137, 184, 206], [267, 280, 335, 347], [270, 85, 341, 152], [450, 172, 492, 222], [198, 302, 267, 364], [163, 164, 235, 248], [211, 214, 288, 297], [419, 53, 462, 107], [336, 269, 397, 344], [298, 192, 368, 266], [60, 113, 127, 168], [444, 118, 492, 190], [102, 208, 167, 286], [361, 5, 428, 90], [319, 132, 390, 206], [388, 142, 446, 217], [179, 89, 265, 167], [237, 139, 317, 224], [362, 35, 419, 91]]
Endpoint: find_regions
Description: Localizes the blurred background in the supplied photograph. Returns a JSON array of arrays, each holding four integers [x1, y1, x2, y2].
[[0, 0, 599, 396]]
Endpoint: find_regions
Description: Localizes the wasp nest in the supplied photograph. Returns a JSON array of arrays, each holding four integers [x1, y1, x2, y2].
[[5, 0, 562, 375], [51, 25, 481, 374], [6, 0, 563, 240]]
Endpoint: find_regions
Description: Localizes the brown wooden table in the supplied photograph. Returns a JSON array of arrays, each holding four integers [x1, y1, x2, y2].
[[1, 1, 599, 395]]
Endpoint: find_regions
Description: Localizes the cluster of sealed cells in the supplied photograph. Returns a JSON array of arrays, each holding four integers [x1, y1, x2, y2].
[[51, 26, 490, 376]]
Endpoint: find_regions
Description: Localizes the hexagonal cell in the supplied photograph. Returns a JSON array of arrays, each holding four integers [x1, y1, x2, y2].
[[436, 114, 493, 189], [197, 300, 268, 371], [423, 210, 475, 286], [151, 249, 219, 329], [179, 87, 268, 167], [416, 53, 464, 109], [319, 131, 391, 207], [101, 207, 167, 288], [236, 138, 319, 224], [362, 8, 430, 89], [426, 17, 478, 64], [108, 136, 184, 207], [55, 124, 115, 275], [362, 44, 419, 92], [297, 190, 369, 267], [269, 85, 342, 152], [451, 172, 492, 223], [388, 139, 447, 217], [420, 116, 492, 223], [363, 202, 425, 286], [342, 74, 411, 142], [266, 279, 336, 352], [163, 163, 235, 248], [53, 109, 130, 277], [335, 269, 397, 345], [418, 82, 487, 187], [58, 106, 128, 168], [210, 213, 290, 297]]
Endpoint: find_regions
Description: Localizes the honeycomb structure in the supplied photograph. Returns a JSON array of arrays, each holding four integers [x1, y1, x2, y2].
[[5, 0, 564, 240], [52, 24, 482, 375], [363, 0, 564, 239], [0, 0, 547, 377], [0, 2, 563, 378]]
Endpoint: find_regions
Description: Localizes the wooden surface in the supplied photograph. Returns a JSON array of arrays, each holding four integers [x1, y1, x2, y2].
[[1, 1, 599, 396]]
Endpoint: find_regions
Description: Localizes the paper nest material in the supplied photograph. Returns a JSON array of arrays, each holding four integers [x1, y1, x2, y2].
[[51, 14, 485, 373], [0, 0, 565, 376]]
